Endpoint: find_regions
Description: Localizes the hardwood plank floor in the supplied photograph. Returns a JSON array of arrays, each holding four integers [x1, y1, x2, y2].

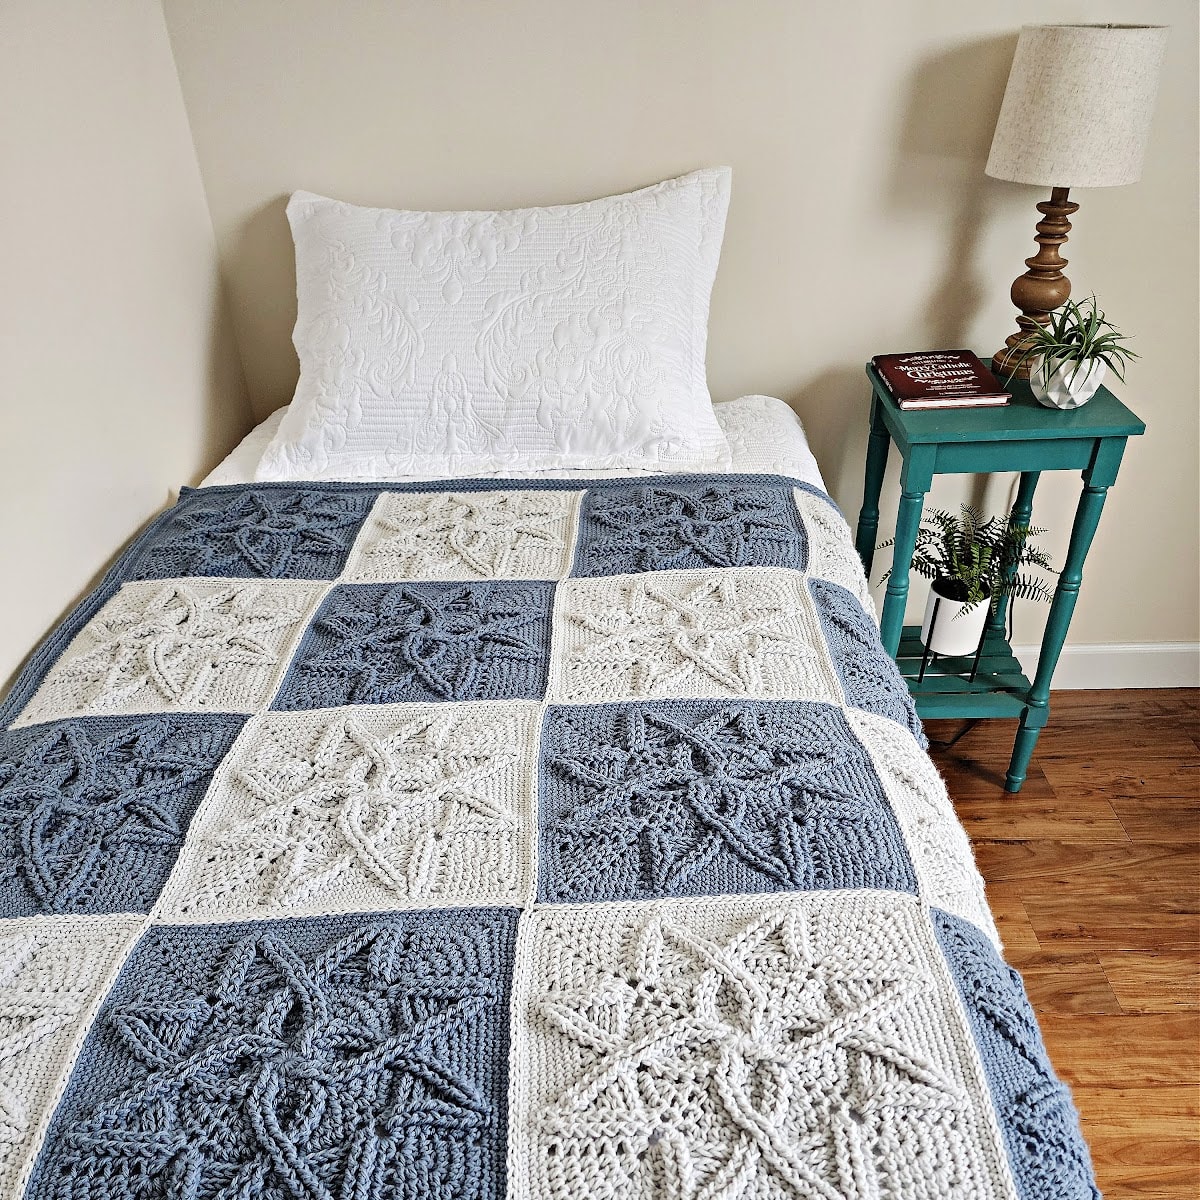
[[926, 688, 1200, 1200]]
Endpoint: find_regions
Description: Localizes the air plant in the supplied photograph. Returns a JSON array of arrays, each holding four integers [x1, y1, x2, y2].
[[1008, 296, 1138, 388]]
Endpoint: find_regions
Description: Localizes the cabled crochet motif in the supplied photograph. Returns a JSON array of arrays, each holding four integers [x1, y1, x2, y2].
[[159, 704, 538, 919], [0, 918, 140, 1199], [28, 909, 518, 1200], [0, 715, 244, 916], [809, 577, 928, 744], [847, 709, 1000, 944], [552, 569, 839, 703], [538, 700, 916, 902], [511, 893, 1014, 1199], [933, 909, 1101, 1200], [130, 487, 375, 580], [0, 472, 1099, 1200], [792, 488, 877, 616], [345, 490, 577, 581], [574, 482, 808, 575], [15, 580, 320, 726], [276, 581, 554, 708]]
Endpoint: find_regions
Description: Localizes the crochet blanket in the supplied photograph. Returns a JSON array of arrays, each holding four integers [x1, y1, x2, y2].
[[0, 475, 1098, 1200]]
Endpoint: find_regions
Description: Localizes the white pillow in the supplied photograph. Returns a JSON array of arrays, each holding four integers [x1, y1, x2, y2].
[[255, 169, 733, 481]]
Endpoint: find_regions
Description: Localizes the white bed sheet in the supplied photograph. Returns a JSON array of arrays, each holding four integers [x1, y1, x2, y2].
[[200, 395, 827, 491]]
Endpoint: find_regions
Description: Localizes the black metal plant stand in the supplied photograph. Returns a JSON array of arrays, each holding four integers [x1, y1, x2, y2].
[[916, 593, 987, 685]]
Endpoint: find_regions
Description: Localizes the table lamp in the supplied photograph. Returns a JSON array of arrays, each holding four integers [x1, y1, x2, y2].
[[986, 24, 1168, 378]]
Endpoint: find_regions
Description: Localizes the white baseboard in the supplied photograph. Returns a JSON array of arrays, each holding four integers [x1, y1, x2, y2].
[[1011, 642, 1200, 690]]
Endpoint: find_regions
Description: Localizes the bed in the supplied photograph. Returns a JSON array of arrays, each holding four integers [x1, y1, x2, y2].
[[0, 172, 1098, 1200]]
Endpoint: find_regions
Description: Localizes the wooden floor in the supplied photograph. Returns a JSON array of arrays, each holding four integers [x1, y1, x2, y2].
[[926, 688, 1200, 1199]]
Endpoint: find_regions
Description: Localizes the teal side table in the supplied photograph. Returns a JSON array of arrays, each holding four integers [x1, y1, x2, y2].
[[854, 360, 1145, 792]]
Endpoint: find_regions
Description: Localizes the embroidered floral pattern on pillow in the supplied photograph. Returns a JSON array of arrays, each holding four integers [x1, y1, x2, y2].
[[255, 170, 732, 480]]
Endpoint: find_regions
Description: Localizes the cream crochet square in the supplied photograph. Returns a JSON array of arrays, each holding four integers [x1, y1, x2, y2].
[[849, 709, 1001, 946], [793, 488, 878, 620], [0, 914, 142, 1200], [342, 489, 580, 582], [547, 567, 844, 704], [507, 891, 1017, 1200], [13, 580, 325, 727], [155, 701, 540, 922]]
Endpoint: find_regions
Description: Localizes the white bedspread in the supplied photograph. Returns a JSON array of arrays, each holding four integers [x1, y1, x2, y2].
[[200, 395, 827, 490]]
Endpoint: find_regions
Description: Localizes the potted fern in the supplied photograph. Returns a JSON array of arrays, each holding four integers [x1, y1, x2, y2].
[[1012, 296, 1138, 410], [880, 504, 1056, 659]]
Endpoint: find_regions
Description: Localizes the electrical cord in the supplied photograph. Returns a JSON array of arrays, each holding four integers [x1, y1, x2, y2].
[[927, 719, 981, 750]]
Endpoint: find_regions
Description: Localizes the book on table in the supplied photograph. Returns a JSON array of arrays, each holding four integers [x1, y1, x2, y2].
[[871, 350, 1010, 409]]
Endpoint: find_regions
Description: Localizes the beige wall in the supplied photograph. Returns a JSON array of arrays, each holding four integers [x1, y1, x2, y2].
[[3, 1, 1194, 691], [0, 0, 252, 692], [160, 0, 1198, 652]]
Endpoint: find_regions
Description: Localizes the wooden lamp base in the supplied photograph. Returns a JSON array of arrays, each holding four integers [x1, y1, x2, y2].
[[993, 186, 1078, 380]]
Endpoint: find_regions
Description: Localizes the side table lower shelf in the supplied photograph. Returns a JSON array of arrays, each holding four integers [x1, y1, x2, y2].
[[896, 627, 1032, 720]]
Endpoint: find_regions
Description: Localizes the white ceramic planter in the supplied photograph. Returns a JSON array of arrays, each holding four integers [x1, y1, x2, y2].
[[920, 578, 990, 658], [1029, 355, 1106, 410]]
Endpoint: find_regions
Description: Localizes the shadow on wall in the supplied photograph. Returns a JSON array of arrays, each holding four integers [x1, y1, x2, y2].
[[889, 33, 1017, 348], [196, 270, 256, 481], [791, 366, 872, 505], [227, 39, 1021, 462], [1, 268, 255, 704], [233, 194, 296, 422], [787, 33, 1018, 507]]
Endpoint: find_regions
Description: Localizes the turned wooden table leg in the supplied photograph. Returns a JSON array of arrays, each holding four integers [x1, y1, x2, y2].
[[1006, 444, 1125, 792], [856, 394, 890, 576], [879, 448, 934, 659], [880, 490, 924, 657], [988, 471, 1041, 640], [993, 187, 1079, 380]]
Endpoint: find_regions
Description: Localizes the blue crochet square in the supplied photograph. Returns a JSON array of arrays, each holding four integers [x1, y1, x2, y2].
[[537, 699, 917, 903], [0, 714, 245, 917], [274, 581, 555, 708], [128, 486, 377, 580], [572, 481, 808, 576], [932, 910, 1100, 1200], [26, 907, 519, 1200], [808, 578, 927, 745]]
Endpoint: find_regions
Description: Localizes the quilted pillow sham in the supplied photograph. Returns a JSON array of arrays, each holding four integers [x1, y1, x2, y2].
[[255, 169, 734, 481]]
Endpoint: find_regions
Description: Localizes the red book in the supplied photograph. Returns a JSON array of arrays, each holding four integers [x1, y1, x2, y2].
[[871, 350, 1010, 409]]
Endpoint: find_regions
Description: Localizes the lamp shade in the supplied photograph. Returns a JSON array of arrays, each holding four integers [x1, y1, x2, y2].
[[986, 24, 1167, 188]]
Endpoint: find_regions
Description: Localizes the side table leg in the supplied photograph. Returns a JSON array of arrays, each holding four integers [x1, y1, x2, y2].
[[880, 485, 926, 657], [1006, 477, 1110, 792], [856, 395, 890, 576], [988, 470, 1040, 639], [1007, 723, 1044, 795]]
